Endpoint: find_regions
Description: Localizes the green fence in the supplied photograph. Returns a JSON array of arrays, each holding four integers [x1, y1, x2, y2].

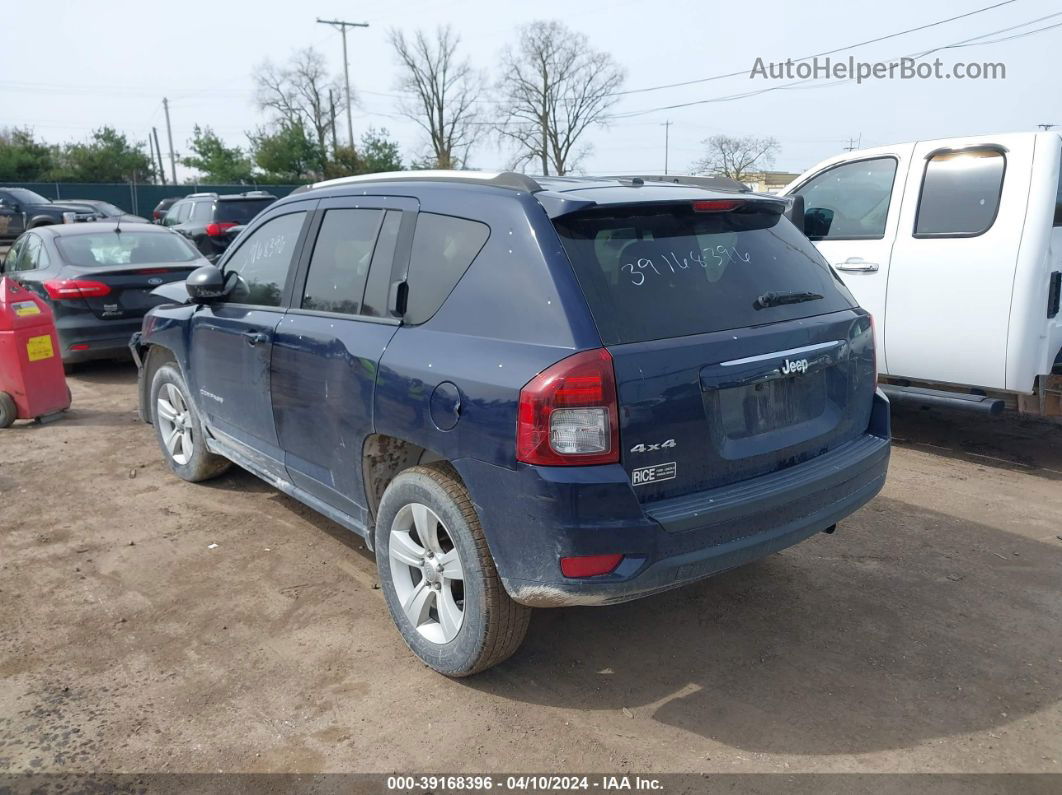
[[5, 182, 301, 218]]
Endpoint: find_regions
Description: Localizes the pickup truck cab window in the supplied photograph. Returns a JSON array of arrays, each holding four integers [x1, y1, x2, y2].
[[224, 211, 306, 307], [914, 148, 1005, 238], [794, 157, 897, 241]]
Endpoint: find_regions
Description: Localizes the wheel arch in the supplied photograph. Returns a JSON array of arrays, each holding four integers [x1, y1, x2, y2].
[[138, 344, 179, 425], [362, 433, 461, 521], [27, 216, 56, 229]]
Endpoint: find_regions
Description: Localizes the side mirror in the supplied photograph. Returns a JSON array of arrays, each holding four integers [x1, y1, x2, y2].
[[185, 265, 229, 303], [782, 195, 805, 233], [803, 207, 834, 239]]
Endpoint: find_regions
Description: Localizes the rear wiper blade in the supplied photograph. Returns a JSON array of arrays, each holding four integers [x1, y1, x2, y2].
[[753, 290, 823, 310]]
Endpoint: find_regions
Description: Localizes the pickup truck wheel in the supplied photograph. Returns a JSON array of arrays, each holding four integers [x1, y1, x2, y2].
[[150, 363, 230, 482], [375, 464, 531, 676]]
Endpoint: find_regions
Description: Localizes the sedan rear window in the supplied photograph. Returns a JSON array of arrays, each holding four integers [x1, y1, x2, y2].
[[554, 202, 856, 344], [56, 231, 200, 267]]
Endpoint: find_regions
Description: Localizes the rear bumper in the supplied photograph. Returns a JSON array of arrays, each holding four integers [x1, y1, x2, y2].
[[55, 315, 142, 363], [457, 395, 890, 607]]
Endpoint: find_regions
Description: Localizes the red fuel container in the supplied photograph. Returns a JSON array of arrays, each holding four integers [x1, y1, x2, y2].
[[0, 276, 70, 427]]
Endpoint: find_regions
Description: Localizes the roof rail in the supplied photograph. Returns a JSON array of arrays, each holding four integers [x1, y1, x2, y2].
[[185, 191, 219, 198], [308, 170, 543, 193], [597, 174, 751, 193]]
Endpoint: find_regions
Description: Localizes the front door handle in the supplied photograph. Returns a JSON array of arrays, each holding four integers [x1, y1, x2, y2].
[[834, 258, 879, 273], [243, 331, 268, 346]]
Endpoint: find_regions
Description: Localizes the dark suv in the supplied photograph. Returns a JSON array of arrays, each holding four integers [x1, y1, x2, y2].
[[161, 191, 276, 261], [132, 172, 890, 676]]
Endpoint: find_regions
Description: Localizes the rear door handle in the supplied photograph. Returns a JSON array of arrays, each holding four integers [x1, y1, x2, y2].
[[834, 258, 879, 273], [243, 331, 268, 346]]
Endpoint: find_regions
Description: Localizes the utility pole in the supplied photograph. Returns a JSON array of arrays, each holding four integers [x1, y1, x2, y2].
[[151, 127, 166, 185], [661, 120, 672, 175], [162, 98, 178, 185], [328, 89, 339, 159], [317, 17, 369, 149]]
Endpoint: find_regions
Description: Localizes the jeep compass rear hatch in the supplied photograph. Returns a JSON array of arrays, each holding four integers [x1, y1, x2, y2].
[[553, 199, 877, 505]]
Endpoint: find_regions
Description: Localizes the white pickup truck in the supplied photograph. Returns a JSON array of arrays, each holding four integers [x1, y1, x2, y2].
[[782, 131, 1062, 420]]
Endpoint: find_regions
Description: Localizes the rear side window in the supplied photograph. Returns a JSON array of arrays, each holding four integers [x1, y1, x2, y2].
[[215, 198, 274, 224], [190, 200, 213, 222], [224, 211, 305, 307], [301, 208, 383, 315], [915, 148, 1005, 237], [794, 157, 897, 240], [404, 213, 489, 324], [361, 210, 402, 318], [554, 203, 856, 345]]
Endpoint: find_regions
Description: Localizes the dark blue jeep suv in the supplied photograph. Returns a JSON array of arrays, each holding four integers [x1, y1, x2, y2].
[[132, 171, 890, 676]]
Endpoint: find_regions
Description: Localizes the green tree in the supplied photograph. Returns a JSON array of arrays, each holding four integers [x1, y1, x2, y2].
[[58, 127, 155, 183], [357, 128, 403, 173], [249, 122, 323, 182], [0, 128, 57, 181], [182, 125, 253, 183]]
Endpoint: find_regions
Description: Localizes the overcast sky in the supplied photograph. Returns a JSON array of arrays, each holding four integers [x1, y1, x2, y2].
[[3, 0, 1060, 181]]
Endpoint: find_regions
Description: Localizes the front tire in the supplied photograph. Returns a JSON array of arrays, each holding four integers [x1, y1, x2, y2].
[[150, 363, 230, 482], [375, 465, 531, 676]]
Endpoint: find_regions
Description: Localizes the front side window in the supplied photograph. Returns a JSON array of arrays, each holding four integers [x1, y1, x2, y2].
[[794, 157, 897, 240], [223, 212, 305, 307], [301, 208, 383, 315], [915, 148, 1005, 237], [404, 213, 490, 324]]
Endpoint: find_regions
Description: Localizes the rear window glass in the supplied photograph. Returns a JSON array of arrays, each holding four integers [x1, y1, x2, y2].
[[915, 149, 1005, 237], [56, 231, 200, 267], [554, 203, 856, 345], [215, 198, 275, 224]]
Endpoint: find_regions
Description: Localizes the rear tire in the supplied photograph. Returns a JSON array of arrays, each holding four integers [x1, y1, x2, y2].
[[0, 392, 16, 428], [375, 464, 531, 676], [150, 363, 230, 482]]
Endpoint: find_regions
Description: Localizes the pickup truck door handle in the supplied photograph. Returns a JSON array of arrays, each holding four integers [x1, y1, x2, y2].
[[242, 331, 268, 346], [834, 258, 879, 273]]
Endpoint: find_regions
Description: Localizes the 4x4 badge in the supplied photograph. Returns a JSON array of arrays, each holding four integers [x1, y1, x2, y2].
[[630, 439, 676, 454]]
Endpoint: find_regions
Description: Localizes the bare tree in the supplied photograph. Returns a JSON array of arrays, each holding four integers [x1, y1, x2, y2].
[[253, 47, 343, 175], [496, 20, 625, 176], [391, 26, 484, 170], [693, 135, 780, 182]]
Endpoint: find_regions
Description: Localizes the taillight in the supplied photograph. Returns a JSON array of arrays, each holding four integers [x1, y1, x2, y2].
[[205, 222, 237, 237], [43, 279, 111, 300], [692, 199, 744, 212], [516, 348, 619, 466]]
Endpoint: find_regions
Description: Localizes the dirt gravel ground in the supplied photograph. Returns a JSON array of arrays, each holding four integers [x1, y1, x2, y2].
[[1, 360, 1060, 775]]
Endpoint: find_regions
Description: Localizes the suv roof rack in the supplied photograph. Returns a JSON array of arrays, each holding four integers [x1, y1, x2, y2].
[[185, 191, 219, 198], [304, 170, 543, 194], [597, 174, 751, 193]]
